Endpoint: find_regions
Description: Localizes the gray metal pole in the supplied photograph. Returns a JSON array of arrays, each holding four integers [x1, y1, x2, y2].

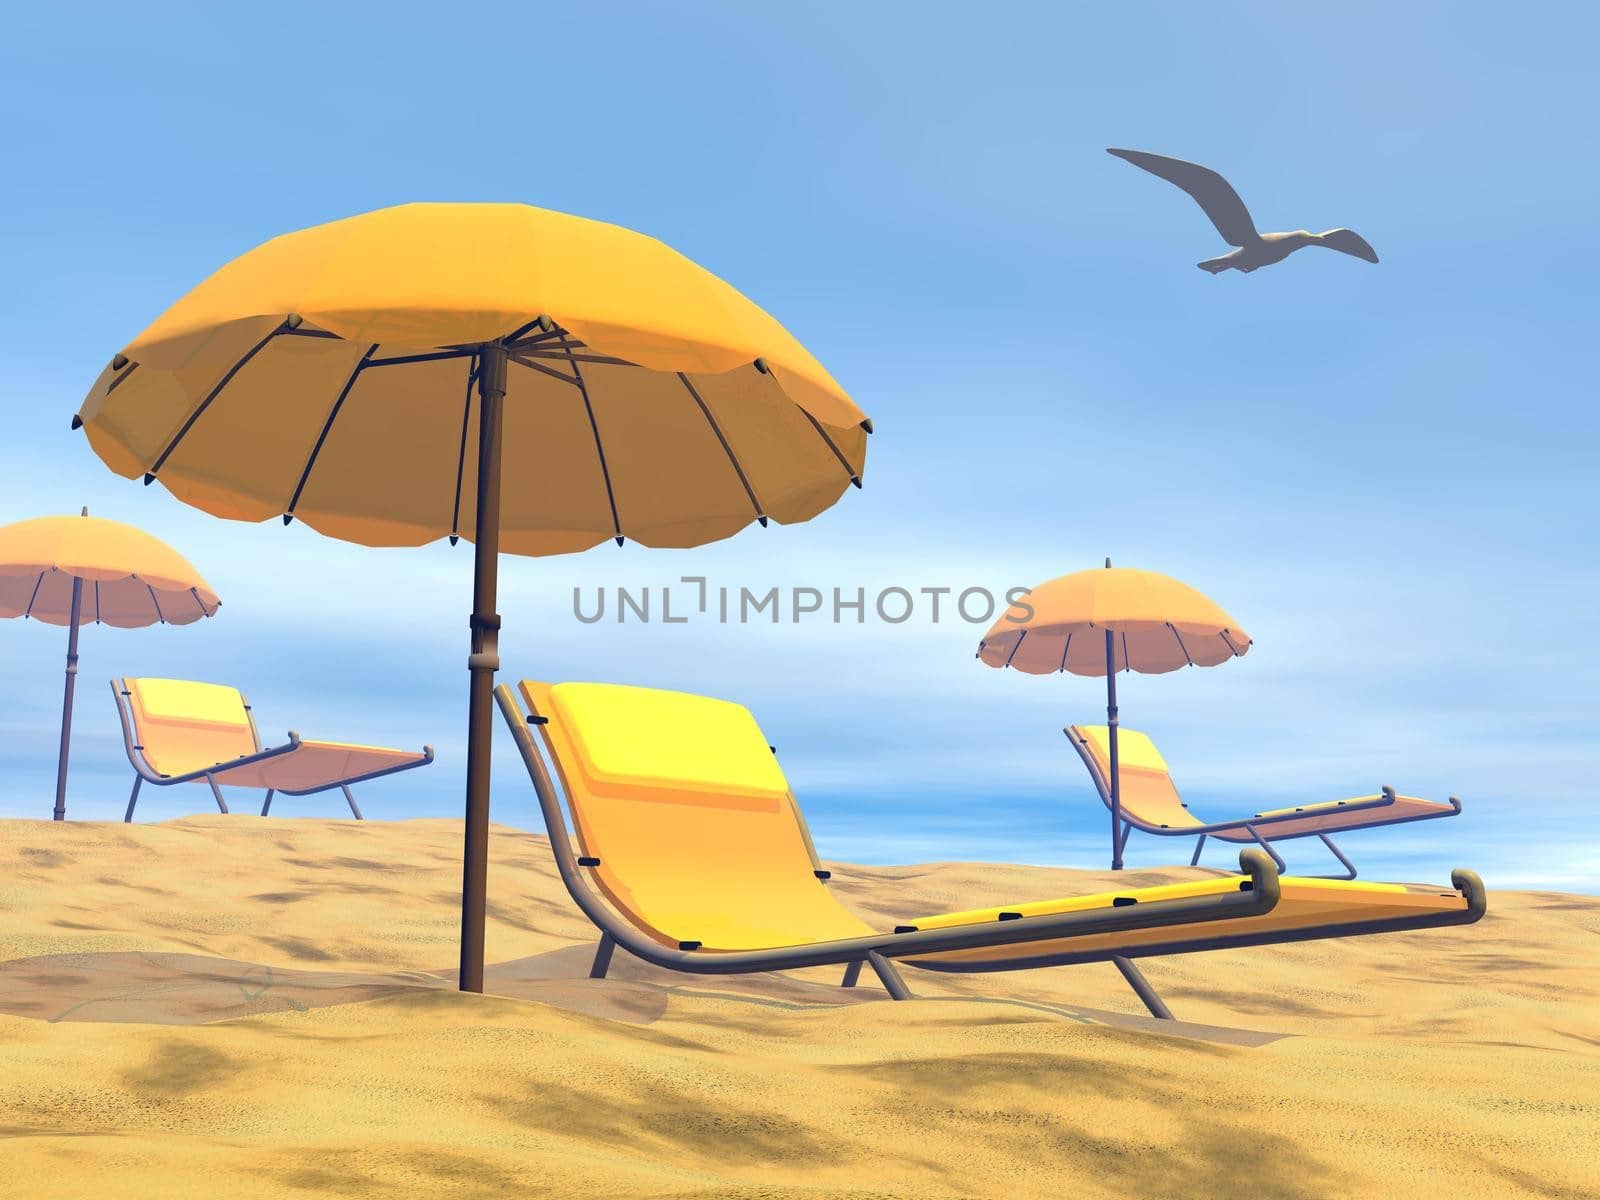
[[51, 575, 85, 821], [1112, 955, 1172, 1019], [1105, 627, 1122, 870], [459, 341, 508, 994]]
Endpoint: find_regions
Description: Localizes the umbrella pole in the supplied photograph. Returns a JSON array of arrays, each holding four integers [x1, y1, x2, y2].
[[52, 576, 85, 821], [1105, 628, 1122, 870], [459, 341, 508, 994]]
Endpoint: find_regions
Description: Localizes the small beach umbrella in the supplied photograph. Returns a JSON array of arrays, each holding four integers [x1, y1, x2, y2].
[[977, 560, 1250, 869], [73, 202, 871, 992], [0, 509, 219, 819]]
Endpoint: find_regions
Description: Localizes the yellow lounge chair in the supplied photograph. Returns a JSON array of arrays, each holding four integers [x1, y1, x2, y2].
[[496, 679, 1483, 1019], [1067, 724, 1463, 879], [112, 677, 433, 821]]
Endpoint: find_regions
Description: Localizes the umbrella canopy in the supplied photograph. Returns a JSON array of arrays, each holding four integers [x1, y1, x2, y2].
[[76, 203, 867, 550], [0, 512, 220, 627], [74, 202, 871, 992], [978, 562, 1250, 868], [977, 564, 1249, 675], [0, 509, 219, 818]]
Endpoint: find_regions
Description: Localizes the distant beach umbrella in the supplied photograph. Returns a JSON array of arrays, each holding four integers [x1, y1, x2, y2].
[[977, 560, 1250, 869], [73, 202, 871, 992], [0, 509, 219, 820]]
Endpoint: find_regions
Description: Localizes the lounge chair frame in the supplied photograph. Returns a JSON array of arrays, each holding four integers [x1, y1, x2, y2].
[[111, 678, 433, 822], [1067, 726, 1463, 880], [497, 684, 1485, 1017]]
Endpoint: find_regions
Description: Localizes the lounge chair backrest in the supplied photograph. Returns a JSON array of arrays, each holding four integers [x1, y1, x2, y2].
[[520, 680, 875, 950], [123, 677, 259, 779], [1069, 724, 1203, 831]]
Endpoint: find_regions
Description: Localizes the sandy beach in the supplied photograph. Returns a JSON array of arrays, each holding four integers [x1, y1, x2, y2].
[[0, 815, 1595, 1199]]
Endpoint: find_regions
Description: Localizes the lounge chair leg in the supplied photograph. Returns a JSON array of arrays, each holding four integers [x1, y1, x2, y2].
[[124, 776, 141, 823], [206, 774, 229, 814], [260, 789, 275, 816], [840, 960, 864, 989], [1318, 833, 1357, 881], [1190, 834, 1207, 866], [589, 933, 616, 979], [342, 785, 363, 820], [867, 951, 912, 1001], [1242, 824, 1286, 874], [1112, 955, 1174, 1020]]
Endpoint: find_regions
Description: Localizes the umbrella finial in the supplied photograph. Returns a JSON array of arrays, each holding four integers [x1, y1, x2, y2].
[[81, 506, 89, 517], [1105, 557, 1112, 568]]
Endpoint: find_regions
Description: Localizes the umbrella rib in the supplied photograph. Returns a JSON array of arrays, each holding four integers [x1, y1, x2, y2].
[[1167, 623, 1195, 666], [147, 584, 167, 624], [520, 349, 639, 368], [278, 327, 341, 340], [449, 353, 481, 544], [148, 321, 289, 478], [677, 373, 766, 523], [285, 345, 378, 520], [1219, 628, 1245, 656], [508, 353, 582, 388], [190, 587, 213, 617], [504, 327, 567, 352], [794, 406, 862, 488], [365, 348, 476, 368], [94, 581, 101, 624], [502, 319, 545, 344], [1003, 628, 1027, 668], [1121, 632, 1130, 673], [23, 571, 44, 618], [563, 340, 624, 545], [1058, 631, 1073, 673], [106, 362, 139, 396]]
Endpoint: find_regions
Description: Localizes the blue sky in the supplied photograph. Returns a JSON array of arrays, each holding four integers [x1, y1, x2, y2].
[[2, 3, 1595, 890]]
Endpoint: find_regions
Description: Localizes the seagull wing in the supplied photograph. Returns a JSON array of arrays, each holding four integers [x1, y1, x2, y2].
[[1107, 148, 1259, 246], [1314, 228, 1379, 263]]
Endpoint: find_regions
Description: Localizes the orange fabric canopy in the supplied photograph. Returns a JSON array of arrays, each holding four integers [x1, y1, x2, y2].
[[74, 203, 870, 555], [977, 565, 1250, 676], [0, 513, 218, 628]]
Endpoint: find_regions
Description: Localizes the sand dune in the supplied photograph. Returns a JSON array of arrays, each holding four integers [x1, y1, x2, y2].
[[0, 815, 1595, 1198]]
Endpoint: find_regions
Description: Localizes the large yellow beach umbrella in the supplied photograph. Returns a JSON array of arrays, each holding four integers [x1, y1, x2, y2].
[[73, 202, 871, 992], [977, 561, 1250, 869], [0, 509, 219, 820]]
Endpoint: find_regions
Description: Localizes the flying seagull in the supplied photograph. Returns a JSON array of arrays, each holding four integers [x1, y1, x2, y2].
[[1107, 147, 1379, 274]]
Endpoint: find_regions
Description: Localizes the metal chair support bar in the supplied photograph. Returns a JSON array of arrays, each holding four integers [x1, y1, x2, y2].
[[1112, 955, 1174, 1019]]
